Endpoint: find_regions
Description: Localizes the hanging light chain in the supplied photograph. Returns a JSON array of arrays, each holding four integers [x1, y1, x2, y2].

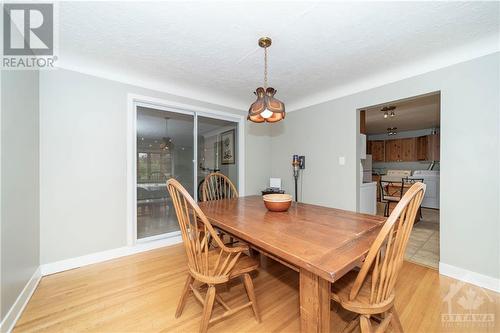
[[264, 46, 268, 89]]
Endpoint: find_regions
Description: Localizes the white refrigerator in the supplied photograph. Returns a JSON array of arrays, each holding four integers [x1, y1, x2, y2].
[[360, 154, 376, 215]]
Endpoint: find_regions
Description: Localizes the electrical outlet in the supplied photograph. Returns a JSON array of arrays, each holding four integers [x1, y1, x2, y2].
[[339, 156, 346, 165]]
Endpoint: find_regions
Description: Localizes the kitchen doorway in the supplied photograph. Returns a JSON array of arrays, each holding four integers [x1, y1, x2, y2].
[[359, 92, 441, 269]]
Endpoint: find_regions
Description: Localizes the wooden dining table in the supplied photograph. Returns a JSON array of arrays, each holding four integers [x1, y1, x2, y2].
[[198, 195, 386, 333]]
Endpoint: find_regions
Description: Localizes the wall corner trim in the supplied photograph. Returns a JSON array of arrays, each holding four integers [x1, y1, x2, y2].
[[0, 267, 42, 333], [40, 236, 182, 276], [439, 262, 500, 293]]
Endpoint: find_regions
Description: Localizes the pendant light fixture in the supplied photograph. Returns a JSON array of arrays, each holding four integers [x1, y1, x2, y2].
[[247, 37, 285, 123], [387, 127, 398, 136], [381, 105, 396, 119], [159, 117, 173, 151]]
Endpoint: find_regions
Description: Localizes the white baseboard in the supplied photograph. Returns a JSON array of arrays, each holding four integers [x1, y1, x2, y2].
[[0, 267, 41, 333], [40, 235, 182, 276], [439, 262, 500, 293]]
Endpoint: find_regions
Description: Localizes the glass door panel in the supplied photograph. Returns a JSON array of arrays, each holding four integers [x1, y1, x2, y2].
[[136, 107, 194, 239], [197, 116, 238, 200]]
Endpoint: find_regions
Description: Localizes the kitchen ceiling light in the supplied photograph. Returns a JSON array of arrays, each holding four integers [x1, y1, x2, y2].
[[381, 106, 396, 119], [387, 127, 397, 136], [247, 37, 285, 123]]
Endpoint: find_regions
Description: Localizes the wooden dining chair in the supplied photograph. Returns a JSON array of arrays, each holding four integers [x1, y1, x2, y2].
[[201, 172, 238, 201], [331, 182, 426, 333], [201, 172, 238, 244], [166, 178, 260, 333], [379, 180, 402, 217], [402, 177, 424, 219]]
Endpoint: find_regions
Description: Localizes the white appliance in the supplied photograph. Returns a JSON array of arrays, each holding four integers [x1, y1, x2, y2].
[[381, 169, 411, 182], [361, 154, 373, 183], [359, 134, 367, 159], [359, 181, 377, 214], [411, 170, 440, 209]]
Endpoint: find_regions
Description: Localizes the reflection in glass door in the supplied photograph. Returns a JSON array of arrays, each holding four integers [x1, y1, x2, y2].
[[136, 107, 194, 239], [197, 116, 238, 200]]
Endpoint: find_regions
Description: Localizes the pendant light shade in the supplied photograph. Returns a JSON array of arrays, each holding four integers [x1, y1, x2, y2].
[[247, 37, 285, 123], [248, 87, 285, 123]]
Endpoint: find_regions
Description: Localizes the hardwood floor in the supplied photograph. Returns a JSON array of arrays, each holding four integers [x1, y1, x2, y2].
[[15, 245, 499, 333]]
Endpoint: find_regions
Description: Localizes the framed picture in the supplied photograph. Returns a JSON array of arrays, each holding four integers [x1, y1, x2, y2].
[[220, 129, 235, 165]]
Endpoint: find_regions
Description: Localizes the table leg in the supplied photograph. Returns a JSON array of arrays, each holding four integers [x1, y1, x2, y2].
[[299, 269, 331, 333]]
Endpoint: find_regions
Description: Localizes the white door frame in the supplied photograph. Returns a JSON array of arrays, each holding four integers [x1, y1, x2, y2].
[[126, 93, 245, 246]]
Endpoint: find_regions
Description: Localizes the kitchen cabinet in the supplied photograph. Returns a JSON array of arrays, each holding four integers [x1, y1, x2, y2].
[[416, 134, 440, 161], [386, 138, 416, 162], [368, 133, 439, 162], [370, 141, 385, 161], [427, 134, 440, 161], [416, 136, 428, 160], [360, 110, 366, 134], [385, 139, 402, 162], [401, 138, 416, 161]]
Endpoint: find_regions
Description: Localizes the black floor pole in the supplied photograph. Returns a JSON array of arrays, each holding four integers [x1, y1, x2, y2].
[[294, 176, 298, 202]]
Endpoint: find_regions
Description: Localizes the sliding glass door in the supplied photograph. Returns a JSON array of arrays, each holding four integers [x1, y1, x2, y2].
[[136, 107, 194, 240], [135, 106, 239, 241], [197, 116, 238, 200]]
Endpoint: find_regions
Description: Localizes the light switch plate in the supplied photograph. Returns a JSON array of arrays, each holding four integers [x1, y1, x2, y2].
[[339, 156, 346, 165]]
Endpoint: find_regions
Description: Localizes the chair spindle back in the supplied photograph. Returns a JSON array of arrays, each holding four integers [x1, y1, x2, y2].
[[202, 172, 238, 202], [401, 177, 424, 198], [167, 178, 243, 284], [350, 182, 426, 304]]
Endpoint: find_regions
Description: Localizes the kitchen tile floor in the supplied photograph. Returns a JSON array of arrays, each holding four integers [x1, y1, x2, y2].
[[377, 202, 439, 269]]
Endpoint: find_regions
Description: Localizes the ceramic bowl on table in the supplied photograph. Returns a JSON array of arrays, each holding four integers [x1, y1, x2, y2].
[[263, 194, 292, 212]]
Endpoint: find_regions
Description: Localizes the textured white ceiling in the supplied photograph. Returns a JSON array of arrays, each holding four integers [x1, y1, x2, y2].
[[365, 93, 440, 135], [58, 1, 499, 111]]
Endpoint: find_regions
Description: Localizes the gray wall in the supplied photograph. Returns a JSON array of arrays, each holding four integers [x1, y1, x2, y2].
[[36, 53, 500, 282], [271, 53, 500, 279], [1, 70, 40, 320], [39, 69, 272, 264], [245, 122, 272, 194]]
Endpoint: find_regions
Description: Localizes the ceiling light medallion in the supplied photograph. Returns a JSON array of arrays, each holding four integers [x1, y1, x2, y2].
[[247, 37, 285, 123]]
